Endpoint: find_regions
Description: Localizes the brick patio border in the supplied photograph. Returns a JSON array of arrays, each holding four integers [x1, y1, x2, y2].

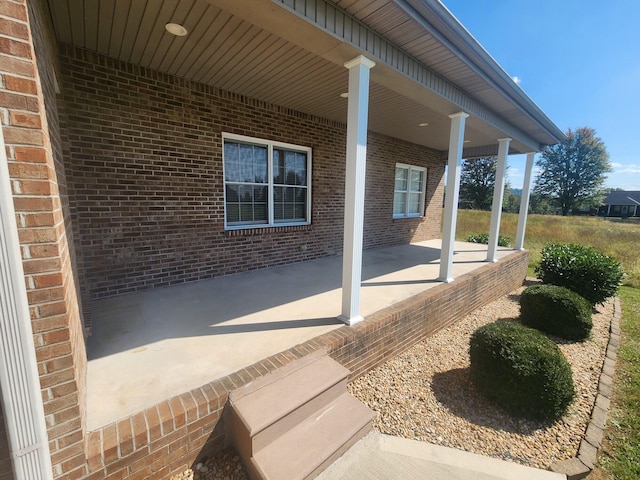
[[83, 250, 529, 479]]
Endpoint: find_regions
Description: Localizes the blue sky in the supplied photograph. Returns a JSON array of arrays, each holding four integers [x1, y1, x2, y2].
[[443, 0, 640, 191]]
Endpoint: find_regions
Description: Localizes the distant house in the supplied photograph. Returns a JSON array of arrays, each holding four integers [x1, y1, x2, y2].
[[600, 191, 640, 217]]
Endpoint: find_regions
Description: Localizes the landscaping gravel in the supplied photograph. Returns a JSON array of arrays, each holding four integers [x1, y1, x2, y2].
[[191, 448, 248, 480], [348, 281, 612, 469], [194, 281, 612, 476]]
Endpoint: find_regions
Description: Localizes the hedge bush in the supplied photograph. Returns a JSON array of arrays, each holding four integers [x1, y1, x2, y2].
[[466, 232, 511, 247], [470, 321, 575, 420], [535, 243, 623, 306], [520, 284, 593, 341]]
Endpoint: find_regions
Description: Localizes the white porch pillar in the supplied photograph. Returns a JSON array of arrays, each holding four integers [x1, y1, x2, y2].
[[438, 112, 469, 283], [0, 127, 54, 478], [487, 137, 511, 262], [515, 152, 536, 250], [339, 55, 375, 326]]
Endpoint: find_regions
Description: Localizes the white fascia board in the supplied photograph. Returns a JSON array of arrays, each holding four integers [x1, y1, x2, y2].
[[273, 0, 545, 151], [404, 0, 566, 143]]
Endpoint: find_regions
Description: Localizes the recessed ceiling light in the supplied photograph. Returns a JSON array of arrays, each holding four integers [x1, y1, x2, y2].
[[339, 92, 349, 98], [418, 122, 429, 127], [165, 23, 188, 36]]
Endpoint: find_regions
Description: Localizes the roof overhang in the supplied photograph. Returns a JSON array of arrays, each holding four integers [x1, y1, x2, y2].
[[45, 0, 565, 157]]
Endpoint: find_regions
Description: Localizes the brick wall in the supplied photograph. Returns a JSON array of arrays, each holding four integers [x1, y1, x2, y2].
[[1, 0, 87, 478], [329, 250, 530, 378], [59, 45, 445, 301], [1, 3, 529, 480], [0, 397, 14, 480]]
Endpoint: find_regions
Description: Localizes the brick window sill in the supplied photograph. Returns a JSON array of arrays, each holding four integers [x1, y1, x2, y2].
[[224, 225, 313, 237]]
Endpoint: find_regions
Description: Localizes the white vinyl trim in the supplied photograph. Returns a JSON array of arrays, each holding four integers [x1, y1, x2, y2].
[[274, 0, 562, 150], [339, 55, 375, 325], [439, 112, 468, 283], [393, 163, 427, 219], [0, 126, 54, 479], [222, 132, 312, 230], [515, 152, 535, 250], [486, 137, 511, 262]]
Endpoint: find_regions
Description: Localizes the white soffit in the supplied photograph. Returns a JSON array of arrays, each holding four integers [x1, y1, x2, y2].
[[45, 0, 564, 154]]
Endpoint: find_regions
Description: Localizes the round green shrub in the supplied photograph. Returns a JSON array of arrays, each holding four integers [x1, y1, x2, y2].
[[466, 232, 511, 247], [469, 321, 575, 420], [520, 284, 593, 341], [535, 243, 623, 306]]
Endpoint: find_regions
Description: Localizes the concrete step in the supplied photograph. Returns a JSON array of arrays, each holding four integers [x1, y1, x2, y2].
[[318, 432, 567, 480], [250, 393, 375, 480], [228, 352, 351, 459]]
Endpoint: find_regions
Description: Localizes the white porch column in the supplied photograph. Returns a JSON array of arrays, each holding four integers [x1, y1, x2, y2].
[[515, 152, 536, 250], [339, 55, 375, 326], [487, 137, 511, 262], [0, 128, 54, 478], [438, 112, 469, 283]]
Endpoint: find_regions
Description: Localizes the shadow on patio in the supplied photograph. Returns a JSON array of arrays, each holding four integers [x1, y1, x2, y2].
[[85, 239, 513, 430]]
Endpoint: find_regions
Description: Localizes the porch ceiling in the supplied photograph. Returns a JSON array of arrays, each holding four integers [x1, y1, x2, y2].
[[45, 0, 563, 156]]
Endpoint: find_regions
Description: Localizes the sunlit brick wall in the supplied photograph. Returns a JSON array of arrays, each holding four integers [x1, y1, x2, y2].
[[59, 45, 445, 300], [1, 0, 88, 478]]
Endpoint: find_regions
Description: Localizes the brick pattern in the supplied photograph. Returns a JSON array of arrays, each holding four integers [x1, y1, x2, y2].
[[83, 250, 528, 480], [0, 400, 14, 480], [329, 251, 529, 378], [83, 386, 229, 480], [3, 4, 524, 480], [58, 45, 444, 301], [551, 297, 622, 478], [1, 0, 87, 478]]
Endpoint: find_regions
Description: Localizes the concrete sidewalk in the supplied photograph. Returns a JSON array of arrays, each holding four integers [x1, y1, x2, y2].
[[318, 432, 567, 480]]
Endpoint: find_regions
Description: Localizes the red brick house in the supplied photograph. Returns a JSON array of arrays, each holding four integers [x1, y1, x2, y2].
[[0, 1, 564, 479]]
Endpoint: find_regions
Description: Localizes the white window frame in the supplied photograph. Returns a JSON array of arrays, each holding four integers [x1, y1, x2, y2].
[[222, 132, 312, 230], [393, 163, 427, 219]]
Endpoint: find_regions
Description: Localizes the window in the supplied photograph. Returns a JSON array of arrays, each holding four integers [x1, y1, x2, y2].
[[393, 163, 426, 218], [223, 133, 311, 229]]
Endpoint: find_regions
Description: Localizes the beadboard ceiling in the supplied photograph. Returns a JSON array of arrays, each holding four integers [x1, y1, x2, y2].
[[45, 0, 563, 156]]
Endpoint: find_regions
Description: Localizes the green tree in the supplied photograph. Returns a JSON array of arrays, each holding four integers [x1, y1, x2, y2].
[[529, 193, 556, 215], [533, 127, 610, 216], [503, 191, 521, 213], [459, 157, 509, 210]]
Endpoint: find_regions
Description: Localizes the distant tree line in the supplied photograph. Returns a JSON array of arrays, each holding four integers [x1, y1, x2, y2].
[[458, 127, 612, 216]]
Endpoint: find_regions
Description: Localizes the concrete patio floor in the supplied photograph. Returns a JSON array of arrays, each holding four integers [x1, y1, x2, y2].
[[86, 239, 514, 430]]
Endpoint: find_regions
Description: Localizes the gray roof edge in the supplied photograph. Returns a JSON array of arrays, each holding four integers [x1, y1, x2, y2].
[[604, 191, 640, 204], [401, 0, 566, 144], [275, 0, 542, 150]]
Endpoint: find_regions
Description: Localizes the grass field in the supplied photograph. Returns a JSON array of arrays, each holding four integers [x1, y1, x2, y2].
[[593, 287, 640, 479], [455, 210, 640, 288], [455, 210, 640, 479]]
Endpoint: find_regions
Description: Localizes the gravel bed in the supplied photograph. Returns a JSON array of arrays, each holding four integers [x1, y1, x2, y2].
[[348, 281, 612, 469], [197, 282, 612, 475], [190, 448, 248, 480]]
